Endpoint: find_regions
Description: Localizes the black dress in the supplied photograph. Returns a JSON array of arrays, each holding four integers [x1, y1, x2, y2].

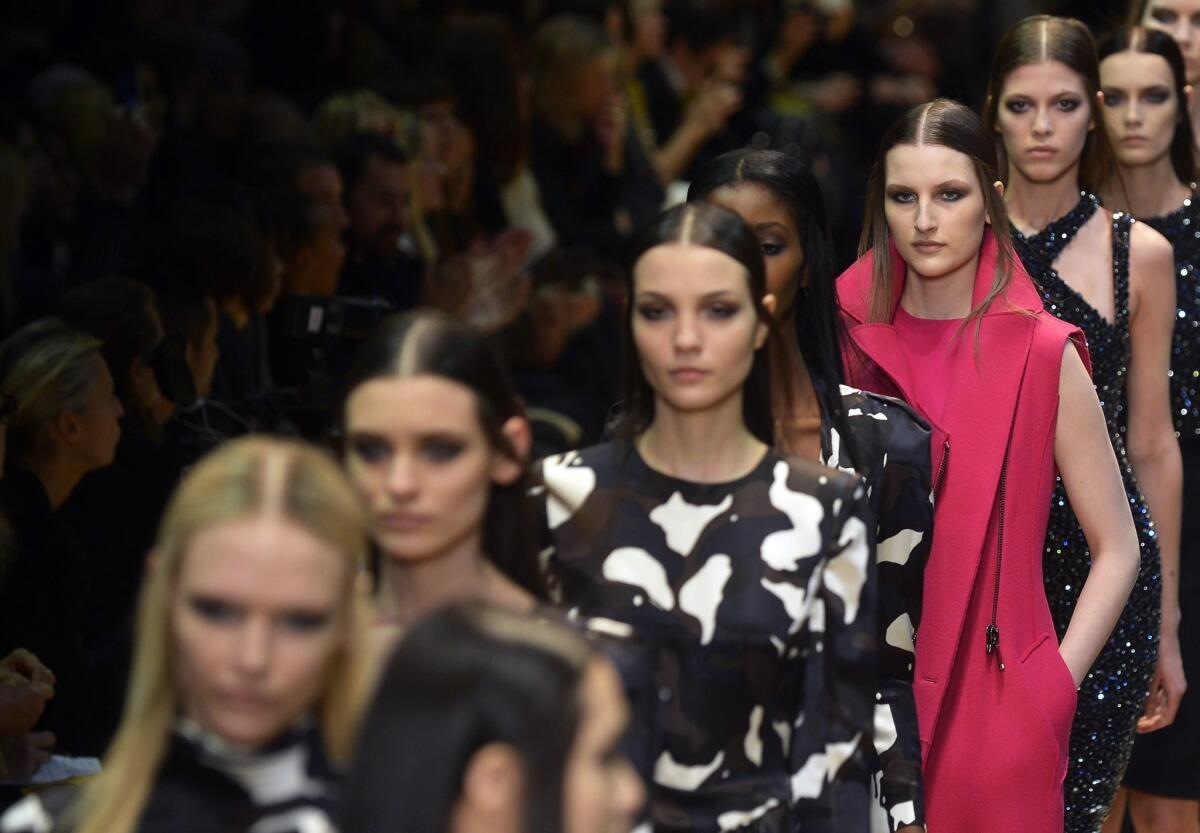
[[537, 441, 876, 832], [1013, 193, 1162, 832], [1123, 191, 1200, 799]]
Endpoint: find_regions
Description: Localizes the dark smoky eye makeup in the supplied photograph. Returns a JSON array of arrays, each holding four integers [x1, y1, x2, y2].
[[635, 301, 670, 321], [348, 434, 391, 464], [421, 436, 467, 462], [280, 610, 332, 632], [189, 595, 241, 624]]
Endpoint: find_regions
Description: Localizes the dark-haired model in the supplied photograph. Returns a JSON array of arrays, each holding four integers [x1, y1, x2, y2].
[[839, 99, 1138, 833], [986, 17, 1182, 831], [540, 202, 875, 832], [1098, 24, 1200, 832], [689, 149, 932, 833]]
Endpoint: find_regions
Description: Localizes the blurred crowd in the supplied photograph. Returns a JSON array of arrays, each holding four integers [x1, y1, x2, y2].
[[0, 0, 1134, 789]]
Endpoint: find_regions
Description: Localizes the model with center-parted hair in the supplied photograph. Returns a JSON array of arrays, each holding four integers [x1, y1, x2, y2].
[[687, 149, 933, 833], [838, 98, 1139, 832], [985, 16, 1181, 831], [538, 201, 877, 831], [0, 435, 376, 833], [1098, 23, 1200, 831]]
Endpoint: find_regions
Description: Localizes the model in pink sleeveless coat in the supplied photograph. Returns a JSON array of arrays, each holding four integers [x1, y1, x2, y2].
[[839, 222, 1139, 831]]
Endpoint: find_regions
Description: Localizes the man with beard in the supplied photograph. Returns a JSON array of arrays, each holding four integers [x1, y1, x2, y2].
[[334, 132, 423, 311]]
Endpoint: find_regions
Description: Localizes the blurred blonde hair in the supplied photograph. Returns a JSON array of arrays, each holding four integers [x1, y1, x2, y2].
[[0, 318, 104, 465], [311, 89, 420, 154], [71, 436, 375, 833]]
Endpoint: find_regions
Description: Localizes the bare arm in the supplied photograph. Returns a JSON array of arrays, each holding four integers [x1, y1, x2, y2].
[[1055, 344, 1140, 684], [1125, 222, 1186, 729]]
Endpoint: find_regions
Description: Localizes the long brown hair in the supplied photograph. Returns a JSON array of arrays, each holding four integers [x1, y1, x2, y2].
[[859, 99, 1016, 325], [1099, 26, 1198, 186], [983, 15, 1117, 194]]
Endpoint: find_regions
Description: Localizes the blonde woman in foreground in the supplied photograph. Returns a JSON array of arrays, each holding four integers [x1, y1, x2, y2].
[[0, 435, 375, 833]]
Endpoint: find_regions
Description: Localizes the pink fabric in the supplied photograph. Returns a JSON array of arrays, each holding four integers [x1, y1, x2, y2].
[[837, 231, 1089, 832], [891, 307, 963, 423]]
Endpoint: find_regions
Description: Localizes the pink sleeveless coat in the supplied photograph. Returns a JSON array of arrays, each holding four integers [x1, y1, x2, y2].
[[837, 231, 1088, 832]]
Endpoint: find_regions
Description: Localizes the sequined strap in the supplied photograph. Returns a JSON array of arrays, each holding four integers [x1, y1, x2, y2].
[[1111, 212, 1133, 330], [1012, 192, 1099, 276]]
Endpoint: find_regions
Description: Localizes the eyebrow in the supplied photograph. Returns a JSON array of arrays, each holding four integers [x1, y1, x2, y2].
[[752, 221, 790, 233], [886, 179, 971, 190], [635, 289, 740, 301]]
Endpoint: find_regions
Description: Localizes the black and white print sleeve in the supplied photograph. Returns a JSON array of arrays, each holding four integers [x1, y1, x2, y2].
[[823, 387, 932, 832]]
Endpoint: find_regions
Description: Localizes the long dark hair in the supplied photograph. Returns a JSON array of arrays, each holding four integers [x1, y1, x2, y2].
[[341, 311, 546, 600], [983, 15, 1117, 195], [687, 148, 855, 460], [860, 99, 1016, 325], [340, 604, 594, 833], [1099, 26, 1198, 185], [619, 201, 779, 444]]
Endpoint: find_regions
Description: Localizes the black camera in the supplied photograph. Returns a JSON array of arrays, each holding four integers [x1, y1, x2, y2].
[[277, 295, 393, 342]]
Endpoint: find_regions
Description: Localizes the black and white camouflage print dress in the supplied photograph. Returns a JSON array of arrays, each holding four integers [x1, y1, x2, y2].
[[819, 386, 931, 832], [537, 441, 876, 832]]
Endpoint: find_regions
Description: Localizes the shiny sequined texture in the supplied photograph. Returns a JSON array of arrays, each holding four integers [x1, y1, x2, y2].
[[1142, 195, 1200, 438], [1013, 193, 1161, 833]]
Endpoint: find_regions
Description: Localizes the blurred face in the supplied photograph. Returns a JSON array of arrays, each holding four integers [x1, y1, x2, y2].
[[1101, 50, 1183, 168], [75, 358, 123, 470], [172, 514, 346, 749], [631, 0, 666, 61], [344, 375, 520, 564], [346, 155, 412, 260], [632, 244, 770, 418], [1143, 1, 1200, 83], [185, 299, 220, 400], [291, 219, 347, 296], [575, 53, 620, 121], [707, 183, 804, 317], [884, 144, 990, 286], [562, 659, 645, 833], [295, 163, 349, 232], [995, 60, 1093, 184]]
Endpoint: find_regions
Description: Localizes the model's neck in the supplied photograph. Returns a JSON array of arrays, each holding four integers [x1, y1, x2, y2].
[[1103, 155, 1191, 217], [772, 307, 822, 460], [639, 391, 765, 483], [378, 534, 497, 627], [900, 252, 980, 320], [1004, 162, 1084, 234]]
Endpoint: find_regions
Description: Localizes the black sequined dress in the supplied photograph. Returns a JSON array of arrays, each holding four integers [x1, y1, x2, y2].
[[1123, 192, 1200, 799], [1013, 193, 1161, 833]]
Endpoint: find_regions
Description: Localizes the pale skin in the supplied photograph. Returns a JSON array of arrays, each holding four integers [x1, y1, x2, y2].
[[1096, 43, 1200, 833], [629, 243, 775, 483], [448, 659, 644, 833], [343, 375, 535, 650], [1141, 0, 1200, 143], [885, 143, 1139, 688], [993, 59, 1185, 730]]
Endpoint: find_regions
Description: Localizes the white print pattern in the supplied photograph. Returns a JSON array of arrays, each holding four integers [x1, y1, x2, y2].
[[826, 513, 870, 624], [790, 736, 863, 801], [678, 554, 733, 645], [655, 749, 726, 790], [877, 528, 923, 566], [717, 798, 782, 831], [761, 577, 808, 634], [649, 492, 733, 556], [761, 462, 824, 569], [744, 706, 765, 766], [603, 547, 674, 610], [885, 613, 915, 653], [543, 451, 596, 529]]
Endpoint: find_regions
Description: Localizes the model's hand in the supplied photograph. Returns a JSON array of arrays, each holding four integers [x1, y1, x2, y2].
[[1137, 632, 1187, 732]]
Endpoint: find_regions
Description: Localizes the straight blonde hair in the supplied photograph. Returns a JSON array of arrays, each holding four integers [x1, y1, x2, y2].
[[70, 436, 374, 833]]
